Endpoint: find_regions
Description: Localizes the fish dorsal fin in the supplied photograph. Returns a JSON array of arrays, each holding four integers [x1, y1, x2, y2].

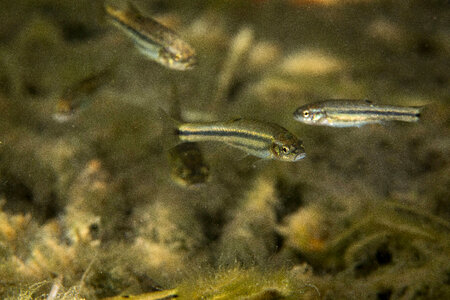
[[124, 0, 142, 15]]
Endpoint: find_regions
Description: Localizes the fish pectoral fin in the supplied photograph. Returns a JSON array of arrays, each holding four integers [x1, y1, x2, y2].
[[248, 156, 267, 169], [134, 41, 162, 61], [235, 152, 251, 161]]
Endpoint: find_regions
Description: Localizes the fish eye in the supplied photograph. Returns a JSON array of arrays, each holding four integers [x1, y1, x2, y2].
[[303, 110, 310, 118], [282, 146, 289, 153]]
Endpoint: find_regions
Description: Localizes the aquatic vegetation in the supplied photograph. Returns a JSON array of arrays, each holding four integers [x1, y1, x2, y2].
[[177, 267, 317, 299], [279, 201, 450, 297]]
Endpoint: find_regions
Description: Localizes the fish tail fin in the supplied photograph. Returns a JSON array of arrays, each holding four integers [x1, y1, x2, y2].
[[413, 106, 424, 118], [397, 105, 424, 122], [409, 105, 425, 121], [104, 1, 140, 22], [157, 107, 181, 150]]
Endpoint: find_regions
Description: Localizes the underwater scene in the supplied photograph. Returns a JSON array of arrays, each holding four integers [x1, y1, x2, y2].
[[0, 0, 449, 299]]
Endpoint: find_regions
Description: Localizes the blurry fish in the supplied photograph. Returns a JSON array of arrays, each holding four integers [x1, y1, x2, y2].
[[52, 69, 112, 123], [105, 2, 197, 70], [102, 289, 178, 300], [215, 27, 254, 102], [166, 83, 210, 187], [168, 142, 210, 187], [161, 110, 306, 162], [293, 99, 423, 127]]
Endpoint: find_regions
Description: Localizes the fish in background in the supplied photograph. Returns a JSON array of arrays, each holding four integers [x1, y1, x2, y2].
[[214, 27, 254, 102], [105, 1, 197, 70], [293, 99, 423, 127], [167, 142, 210, 187], [166, 84, 210, 187], [52, 69, 113, 123], [160, 110, 306, 162], [102, 288, 178, 300]]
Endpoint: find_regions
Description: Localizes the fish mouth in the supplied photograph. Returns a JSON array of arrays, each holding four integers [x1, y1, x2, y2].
[[172, 58, 197, 70], [185, 57, 198, 69], [294, 152, 306, 161]]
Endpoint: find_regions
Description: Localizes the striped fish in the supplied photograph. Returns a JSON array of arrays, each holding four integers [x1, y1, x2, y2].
[[105, 2, 197, 70], [293, 99, 423, 127], [161, 111, 306, 162]]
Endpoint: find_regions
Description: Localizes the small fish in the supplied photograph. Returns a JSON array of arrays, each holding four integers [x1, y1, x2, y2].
[[293, 99, 423, 127], [105, 2, 197, 70], [168, 142, 210, 187], [52, 69, 112, 123], [102, 289, 178, 300], [161, 111, 306, 162]]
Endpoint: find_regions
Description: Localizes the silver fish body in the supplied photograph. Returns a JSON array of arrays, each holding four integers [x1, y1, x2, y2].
[[105, 3, 197, 70], [175, 118, 306, 162], [293, 99, 422, 127]]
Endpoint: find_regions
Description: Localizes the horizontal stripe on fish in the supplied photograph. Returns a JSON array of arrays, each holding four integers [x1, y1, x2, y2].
[[328, 110, 419, 116], [178, 125, 271, 157], [177, 125, 273, 143], [107, 14, 160, 49]]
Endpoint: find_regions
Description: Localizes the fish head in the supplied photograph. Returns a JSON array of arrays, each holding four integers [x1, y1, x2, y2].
[[159, 46, 198, 70], [293, 105, 326, 125], [271, 132, 306, 162], [169, 143, 209, 186], [173, 163, 209, 186], [52, 98, 76, 123]]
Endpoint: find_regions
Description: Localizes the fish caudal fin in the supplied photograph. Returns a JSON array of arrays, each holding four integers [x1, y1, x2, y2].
[[412, 106, 424, 119], [157, 107, 182, 150]]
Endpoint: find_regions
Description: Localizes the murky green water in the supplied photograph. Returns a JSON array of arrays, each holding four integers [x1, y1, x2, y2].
[[0, 0, 448, 299]]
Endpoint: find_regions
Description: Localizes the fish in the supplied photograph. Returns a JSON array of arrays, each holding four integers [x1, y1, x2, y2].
[[105, 2, 197, 70], [102, 289, 178, 300], [168, 142, 210, 187], [161, 111, 306, 162], [52, 69, 112, 123], [166, 83, 210, 187], [293, 99, 423, 127]]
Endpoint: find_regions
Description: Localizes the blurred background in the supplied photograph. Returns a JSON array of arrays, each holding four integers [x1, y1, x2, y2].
[[0, 0, 448, 299]]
